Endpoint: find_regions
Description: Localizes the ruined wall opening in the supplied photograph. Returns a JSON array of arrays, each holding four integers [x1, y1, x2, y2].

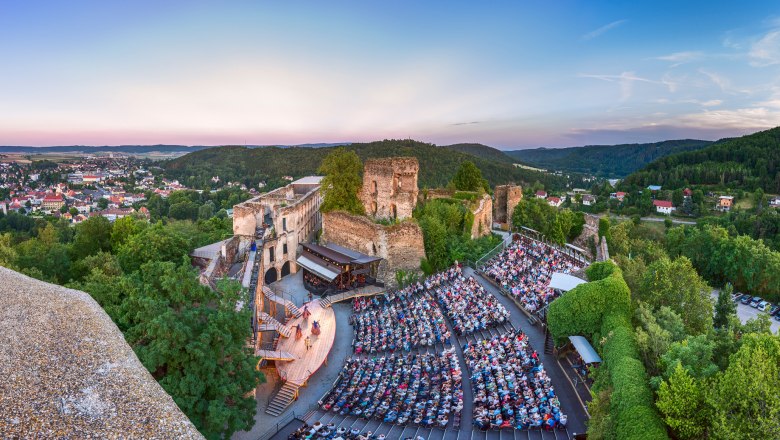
[[268, 246, 275, 263], [264, 267, 278, 284], [281, 261, 291, 277]]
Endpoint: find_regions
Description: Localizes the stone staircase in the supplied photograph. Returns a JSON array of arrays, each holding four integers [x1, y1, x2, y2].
[[265, 381, 300, 416], [257, 312, 292, 338], [318, 297, 332, 308]]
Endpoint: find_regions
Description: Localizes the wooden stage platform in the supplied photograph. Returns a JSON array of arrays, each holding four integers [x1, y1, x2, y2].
[[275, 300, 336, 386]]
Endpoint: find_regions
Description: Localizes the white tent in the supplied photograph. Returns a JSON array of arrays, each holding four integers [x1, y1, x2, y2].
[[548, 272, 586, 292], [568, 336, 602, 364]]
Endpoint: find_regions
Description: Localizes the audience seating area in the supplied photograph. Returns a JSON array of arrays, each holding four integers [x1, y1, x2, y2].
[[464, 330, 566, 431], [351, 293, 451, 354], [432, 273, 510, 336], [481, 237, 582, 313], [319, 350, 463, 430]]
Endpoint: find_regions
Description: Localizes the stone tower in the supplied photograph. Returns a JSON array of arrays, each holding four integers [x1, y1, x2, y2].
[[360, 157, 419, 221], [494, 184, 523, 227]]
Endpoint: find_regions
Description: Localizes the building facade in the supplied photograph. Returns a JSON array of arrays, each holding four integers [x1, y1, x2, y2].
[[233, 176, 323, 285], [359, 157, 419, 221]]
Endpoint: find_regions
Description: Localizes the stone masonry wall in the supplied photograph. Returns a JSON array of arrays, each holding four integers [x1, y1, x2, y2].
[[494, 184, 523, 226], [322, 211, 425, 287], [360, 157, 419, 221], [470, 194, 493, 239]]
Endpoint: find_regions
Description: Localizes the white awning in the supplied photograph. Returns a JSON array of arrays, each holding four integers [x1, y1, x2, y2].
[[296, 255, 340, 281], [190, 239, 230, 260], [569, 336, 602, 364], [549, 272, 586, 292]]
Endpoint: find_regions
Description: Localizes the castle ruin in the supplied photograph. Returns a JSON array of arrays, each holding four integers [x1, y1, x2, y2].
[[360, 157, 419, 221], [494, 184, 523, 228]]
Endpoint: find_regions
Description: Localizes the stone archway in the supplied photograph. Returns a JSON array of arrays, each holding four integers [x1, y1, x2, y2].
[[264, 267, 279, 284], [280, 261, 291, 278]]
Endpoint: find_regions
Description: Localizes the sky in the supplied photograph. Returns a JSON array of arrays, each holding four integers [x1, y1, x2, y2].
[[2, 1, 780, 149]]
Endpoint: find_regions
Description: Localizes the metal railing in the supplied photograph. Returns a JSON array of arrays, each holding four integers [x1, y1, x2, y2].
[[255, 410, 298, 440]]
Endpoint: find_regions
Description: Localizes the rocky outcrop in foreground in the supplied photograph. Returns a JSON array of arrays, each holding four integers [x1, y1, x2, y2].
[[0, 266, 204, 439]]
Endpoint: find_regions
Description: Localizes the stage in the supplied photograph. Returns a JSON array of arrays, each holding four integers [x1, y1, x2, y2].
[[276, 299, 336, 386]]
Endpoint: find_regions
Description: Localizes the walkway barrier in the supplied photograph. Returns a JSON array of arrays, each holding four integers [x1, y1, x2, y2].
[[255, 410, 299, 440]]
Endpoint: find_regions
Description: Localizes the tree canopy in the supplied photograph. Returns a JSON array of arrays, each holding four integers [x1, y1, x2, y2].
[[318, 147, 365, 215]]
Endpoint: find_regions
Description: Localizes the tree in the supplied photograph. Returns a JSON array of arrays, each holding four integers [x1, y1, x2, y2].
[[713, 283, 736, 329], [117, 223, 190, 273], [69, 207, 79, 216], [656, 363, 709, 439], [122, 264, 263, 439], [110, 216, 146, 249], [638, 256, 713, 335], [59, 204, 68, 214], [451, 160, 487, 192], [72, 216, 113, 260], [598, 217, 611, 242], [710, 334, 780, 439], [318, 148, 365, 215], [97, 197, 109, 210]]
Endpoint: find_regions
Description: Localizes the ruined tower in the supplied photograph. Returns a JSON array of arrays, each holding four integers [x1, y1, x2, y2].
[[360, 157, 419, 221], [494, 184, 523, 227]]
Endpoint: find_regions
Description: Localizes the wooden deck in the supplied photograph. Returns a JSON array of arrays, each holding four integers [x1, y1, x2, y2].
[[276, 300, 336, 386]]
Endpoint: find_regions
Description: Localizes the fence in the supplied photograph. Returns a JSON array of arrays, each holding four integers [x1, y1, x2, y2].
[[255, 410, 300, 440], [468, 236, 508, 269]]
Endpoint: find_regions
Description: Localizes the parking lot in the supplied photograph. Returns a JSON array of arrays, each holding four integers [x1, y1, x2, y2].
[[710, 291, 780, 334]]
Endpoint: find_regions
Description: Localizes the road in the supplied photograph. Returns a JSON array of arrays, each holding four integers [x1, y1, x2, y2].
[[608, 214, 696, 225], [710, 291, 780, 334]]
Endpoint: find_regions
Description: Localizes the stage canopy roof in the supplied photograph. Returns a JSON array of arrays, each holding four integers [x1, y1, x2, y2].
[[568, 336, 602, 364], [302, 243, 382, 266], [296, 255, 341, 281], [549, 272, 586, 292]]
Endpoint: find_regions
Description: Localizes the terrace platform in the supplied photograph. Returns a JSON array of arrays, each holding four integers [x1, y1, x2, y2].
[[275, 299, 336, 386]]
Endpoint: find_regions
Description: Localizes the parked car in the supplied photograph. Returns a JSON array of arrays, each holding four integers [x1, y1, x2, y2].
[[731, 292, 742, 302], [751, 296, 762, 308], [769, 305, 780, 316], [758, 301, 771, 312], [775, 313, 780, 322], [741, 295, 753, 305]]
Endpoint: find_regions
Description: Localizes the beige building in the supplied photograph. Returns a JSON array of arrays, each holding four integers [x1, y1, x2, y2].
[[359, 157, 419, 221], [233, 176, 323, 284]]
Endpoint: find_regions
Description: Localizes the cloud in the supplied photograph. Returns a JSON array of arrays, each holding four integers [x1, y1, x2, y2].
[[582, 19, 627, 40], [749, 29, 780, 66], [451, 121, 481, 126], [578, 72, 661, 100], [701, 100, 722, 107], [699, 69, 730, 92], [655, 51, 704, 67]]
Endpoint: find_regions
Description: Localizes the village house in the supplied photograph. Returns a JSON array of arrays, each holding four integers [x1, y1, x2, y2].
[[653, 199, 675, 215], [582, 194, 596, 206], [41, 194, 65, 212], [770, 197, 780, 208], [546, 196, 562, 207], [718, 195, 734, 212], [535, 190, 547, 199]]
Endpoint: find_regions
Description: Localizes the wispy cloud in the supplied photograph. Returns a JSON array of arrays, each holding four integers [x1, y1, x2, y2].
[[749, 29, 780, 66], [582, 19, 627, 40], [451, 121, 481, 126], [578, 72, 661, 100], [655, 51, 704, 67], [701, 99, 723, 107]]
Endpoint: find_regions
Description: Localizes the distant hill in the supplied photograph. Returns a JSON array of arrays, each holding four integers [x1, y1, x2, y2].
[[623, 127, 780, 192], [164, 140, 576, 191], [443, 143, 516, 164], [0, 143, 351, 154], [506, 139, 713, 177]]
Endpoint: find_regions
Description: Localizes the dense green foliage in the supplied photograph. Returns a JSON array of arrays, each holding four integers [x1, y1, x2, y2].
[[163, 139, 574, 191], [624, 127, 780, 192], [547, 261, 668, 440], [697, 209, 780, 251], [510, 197, 585, 245], [413, 198, 501, 273], [450, 160, 489, 192], [443, 143, 516, 164], [0, 203, 260, 438], [666, 224, 780, 301], [507, 139, 712, 177], [144, 187, 248, 222], [318, 148, 365, 215]]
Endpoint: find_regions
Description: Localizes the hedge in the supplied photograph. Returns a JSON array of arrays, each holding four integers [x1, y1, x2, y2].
[[548, 261, 669, 440]]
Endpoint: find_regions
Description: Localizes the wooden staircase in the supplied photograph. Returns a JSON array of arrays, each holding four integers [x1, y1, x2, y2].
[[544, 328, 555, 355], [265, 381, 300, 416], [258, 312, 292, 338], [319, 297, 332, 308], [262, 286, 302, 318]]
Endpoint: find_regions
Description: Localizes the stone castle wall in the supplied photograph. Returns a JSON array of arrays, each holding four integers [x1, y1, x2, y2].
[[470, 194, 494, 239], [360, 157, 419, 221], [494, 184, 523, 227], [322, 211, 425, 287]]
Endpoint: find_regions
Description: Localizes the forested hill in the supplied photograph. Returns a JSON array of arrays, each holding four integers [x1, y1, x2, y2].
[[623, 127, 780, 193], [506, 139, 713, 177], [443, 143, 516, 164], [164, 139, 574, 190]]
